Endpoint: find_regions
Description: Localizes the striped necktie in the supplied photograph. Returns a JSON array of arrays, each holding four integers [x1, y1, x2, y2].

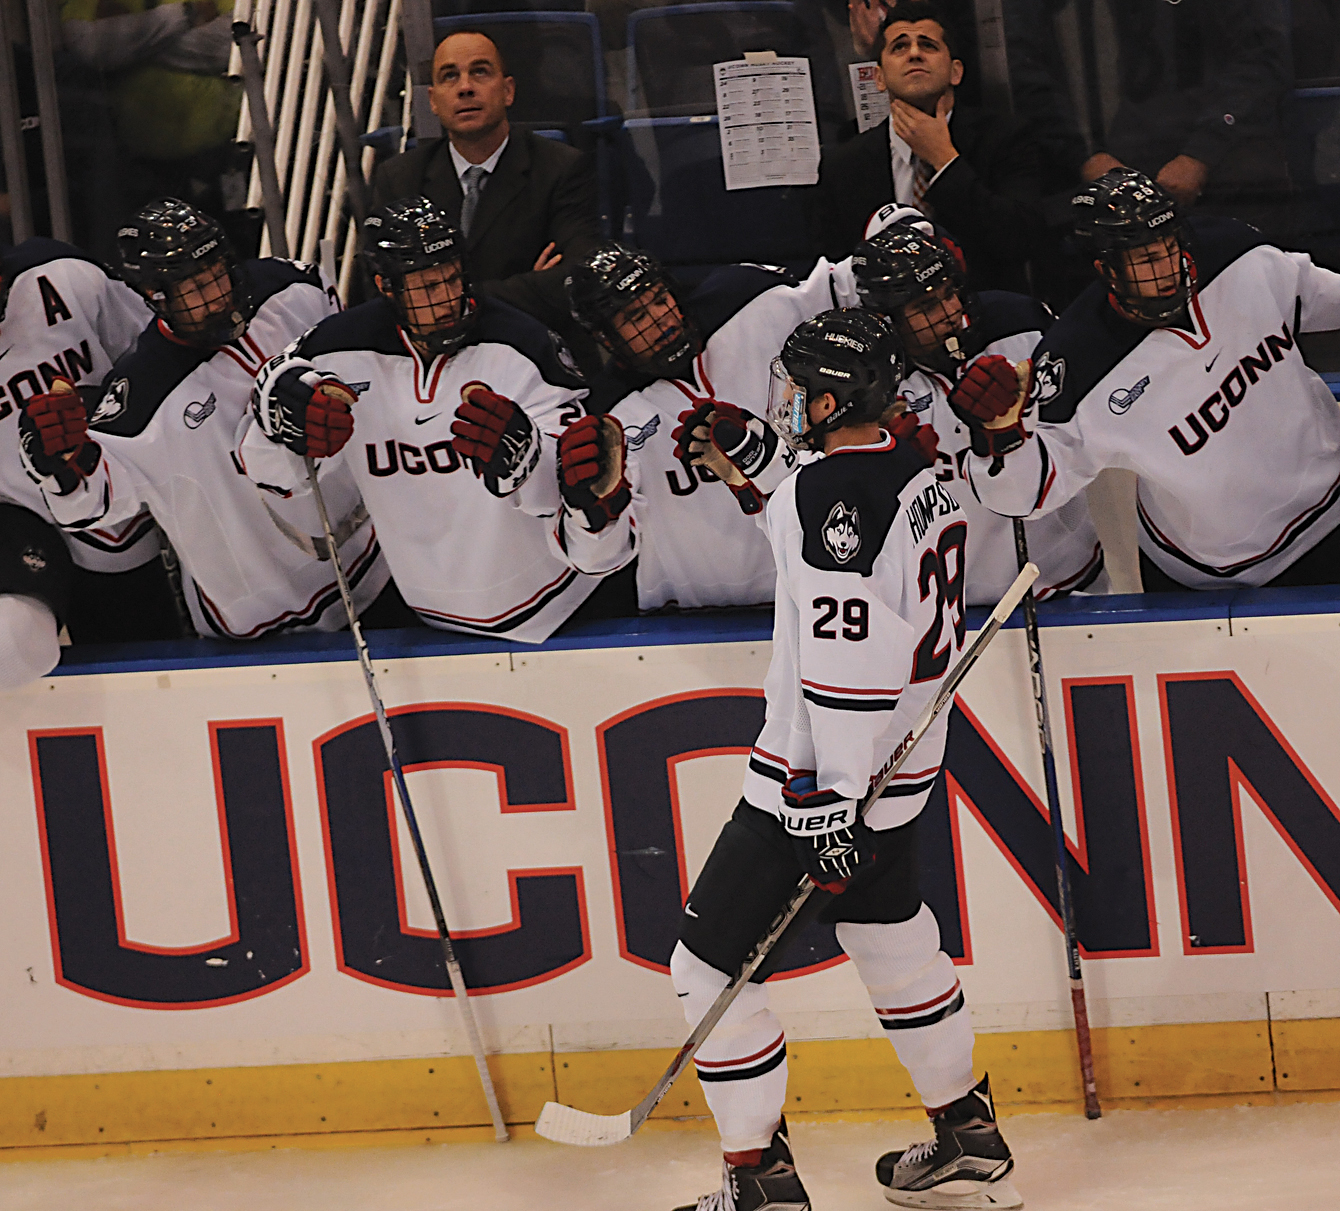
[[912, 156, 933, 216]]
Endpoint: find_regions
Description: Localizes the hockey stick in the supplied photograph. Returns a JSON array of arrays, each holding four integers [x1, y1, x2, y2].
[[536, 562, 1040, 1147], [304, 457, 510, 1143], [1012, 520, 1101, 1120]]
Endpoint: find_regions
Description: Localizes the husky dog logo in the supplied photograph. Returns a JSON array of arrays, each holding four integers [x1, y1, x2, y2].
[[823, 501, 861, 564], [1029, 352, 1066, 407], [21, 546, 46, 572], [624, 415, 660, 451], [91, 377, 130, 425]]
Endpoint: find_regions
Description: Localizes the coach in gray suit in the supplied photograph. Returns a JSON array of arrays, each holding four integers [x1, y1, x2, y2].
[[372, 30, 602, 361]]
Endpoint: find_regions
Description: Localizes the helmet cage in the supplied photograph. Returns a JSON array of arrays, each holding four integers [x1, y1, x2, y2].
[[380, 259, 478, 358], [146, 254, 251, 347], [1094, 232, 1193, 327], [892, 281, 980, 376]]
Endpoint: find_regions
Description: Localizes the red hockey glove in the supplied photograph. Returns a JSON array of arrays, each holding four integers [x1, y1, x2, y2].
[[452, 381, 540, 496], [19, 378, 99, 495], [947, 355, 1032, 460], [559, 414, 631, 532], [887, 410, 940, 467], [671, 399, 786, 515], [251, 363, 357, 458]]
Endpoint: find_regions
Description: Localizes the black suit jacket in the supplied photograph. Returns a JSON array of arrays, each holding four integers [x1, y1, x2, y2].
[[811, 108, 1046, 294], [371, 130, 602, 341]]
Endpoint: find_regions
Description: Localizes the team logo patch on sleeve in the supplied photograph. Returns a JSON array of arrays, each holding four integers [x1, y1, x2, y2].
[[183, 393, 217, 428], [21, 546, 47, 572], [91, 378, 130, 425], [823, 501, 861, 563], [624, 415, 660, 451], [1108, 375, 1150, 415], [1029, 352, 1066, 407]]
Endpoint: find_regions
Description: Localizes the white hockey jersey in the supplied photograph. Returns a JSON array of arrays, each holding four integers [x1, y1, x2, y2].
[[238, 295, 625, 643], [741, 431, 966, 832], [898, 290, 1105, 605], [40, 258, 389, 638], [0, 239, 160, 571], [967, 217, 1340, 588], [597, 260, 858, 611]]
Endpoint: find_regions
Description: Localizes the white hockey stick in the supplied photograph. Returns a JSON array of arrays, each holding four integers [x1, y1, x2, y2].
[[305, 458, 510, 1143], [536, 562, 1040, 1146]]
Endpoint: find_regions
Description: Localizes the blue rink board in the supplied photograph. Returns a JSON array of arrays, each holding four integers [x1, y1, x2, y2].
[[50, 585, 1340, 678]]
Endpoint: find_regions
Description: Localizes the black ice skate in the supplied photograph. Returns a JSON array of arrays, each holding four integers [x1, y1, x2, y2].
[[674, 1118, 810, 1211], [875, 1075, 1022, 1209]]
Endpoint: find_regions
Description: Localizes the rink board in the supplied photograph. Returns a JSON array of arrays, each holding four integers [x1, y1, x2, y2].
[[1, 592, 1339, 1149]]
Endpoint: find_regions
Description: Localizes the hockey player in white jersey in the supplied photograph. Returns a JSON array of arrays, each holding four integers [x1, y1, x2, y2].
[[21, 198, 389, 639], [669, 310, 1019, 1211], [955, 168, 1340, 589], [239, 198, 633, 643], [566, 243, 860, 612], [852, 222, 1107, 604], [0, 238, 182, 642]]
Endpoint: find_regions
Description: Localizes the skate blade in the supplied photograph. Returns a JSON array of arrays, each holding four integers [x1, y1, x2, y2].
[[534, 1101, 632, 1147], [883, 1177, 1023, 1210]]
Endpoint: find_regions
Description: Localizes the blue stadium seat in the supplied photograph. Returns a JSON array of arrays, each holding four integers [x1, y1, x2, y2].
[[617, 115, 812, 269]]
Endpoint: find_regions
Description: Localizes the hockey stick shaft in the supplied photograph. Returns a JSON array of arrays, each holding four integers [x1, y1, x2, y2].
[[1012, 520, 1101, 1119], [616, 562, 1039, 1138], [305, 458, 509, 1142]]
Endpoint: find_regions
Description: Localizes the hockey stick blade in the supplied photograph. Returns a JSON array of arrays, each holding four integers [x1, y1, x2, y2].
[[535, 1102, 633, 1147], [535, 564, 1038, 1147]]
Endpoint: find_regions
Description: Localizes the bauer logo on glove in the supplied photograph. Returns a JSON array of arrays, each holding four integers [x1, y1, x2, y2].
[[452, 381, 541, 496]]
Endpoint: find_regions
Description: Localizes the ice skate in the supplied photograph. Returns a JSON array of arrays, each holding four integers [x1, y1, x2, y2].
[[876, 1075, 1022, 1209], [673, 1119, 810, 1211]]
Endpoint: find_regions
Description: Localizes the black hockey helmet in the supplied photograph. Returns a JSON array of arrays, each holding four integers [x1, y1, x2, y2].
[[118, 198, 252, 347], [363, 196, 477, 357], [1072, 169, 1192, 327], [767, 308, 906, 452], [853, 222, 979, 375], [565, 244, 700, 379]]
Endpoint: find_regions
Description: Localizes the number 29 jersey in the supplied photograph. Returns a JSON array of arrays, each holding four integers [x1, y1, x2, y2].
[[741, 431, 967, 831]]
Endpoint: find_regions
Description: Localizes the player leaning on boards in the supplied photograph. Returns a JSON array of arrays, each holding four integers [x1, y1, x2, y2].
[[566, 242, 860, 613], [3, 237, 181, 646], [955, 168, 1340, 591], [240, 198, 634, 642], [21, 198, 390, 640], [669, 309, 1019, 1211], [852, 217, 1108, 605]]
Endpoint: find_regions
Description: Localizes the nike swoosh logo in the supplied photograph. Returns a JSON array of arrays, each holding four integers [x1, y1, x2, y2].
[[414, 413, 442, 425], [1205, 352, 1220, 373]]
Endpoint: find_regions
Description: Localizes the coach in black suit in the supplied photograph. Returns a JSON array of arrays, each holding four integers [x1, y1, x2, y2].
[[372, 30, 602, 358], [812, 0, 1044, 292]]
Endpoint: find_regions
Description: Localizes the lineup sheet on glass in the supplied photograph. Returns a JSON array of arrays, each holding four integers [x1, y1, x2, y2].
[[713, 56, 821, 190], [849, 60, 885, 133]]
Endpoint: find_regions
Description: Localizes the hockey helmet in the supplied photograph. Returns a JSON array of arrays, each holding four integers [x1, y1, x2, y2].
[[118, 198, 252, 348], [853, 222, 978, 375], [1072, 169, 1192, 327], [766, 309, 907, 452], [565, 244, 700, 378], [363, 197, 477, 357]]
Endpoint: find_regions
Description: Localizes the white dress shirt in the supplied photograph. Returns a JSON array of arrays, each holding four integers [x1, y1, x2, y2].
[[449, 135, 509, 185], [887, 111, 955, 204]]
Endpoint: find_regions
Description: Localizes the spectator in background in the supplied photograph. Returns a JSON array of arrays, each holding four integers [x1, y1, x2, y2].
[[372, 30, 602, 372], [811, 0, 1044, 292], [848, 0, 888, 61], [1076, 0, 1292, 223]]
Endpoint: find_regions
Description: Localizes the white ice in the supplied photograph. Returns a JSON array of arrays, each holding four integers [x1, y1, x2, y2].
[[3, 1102, 1338, 1210]]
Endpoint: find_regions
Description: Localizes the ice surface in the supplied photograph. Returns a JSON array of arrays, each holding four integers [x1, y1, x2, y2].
[[2, 1102, 1338, 1210]]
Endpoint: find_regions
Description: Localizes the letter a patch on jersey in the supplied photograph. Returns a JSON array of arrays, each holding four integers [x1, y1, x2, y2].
[[823, 502, 861, 563]]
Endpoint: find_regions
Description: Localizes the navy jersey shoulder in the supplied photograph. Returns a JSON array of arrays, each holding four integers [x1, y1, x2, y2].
[[473, 296, 586, 390], [299, 297, 404, 358], [582, 364, 650, 415], [691, 264, 800, 342], [796, 443, 927, 576], [245, 257, 326, 309], [975, 290, 1052, 347], [1034, 215, 1269, 425], [92, 321, 211, 437], [0, 502, 74, 622], [1, 237, 105, 282]]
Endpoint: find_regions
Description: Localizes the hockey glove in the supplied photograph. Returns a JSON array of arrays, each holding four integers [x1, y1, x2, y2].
[[671, 400, 790, 516], [251, 362, 358, 458], [946, 355, 1033, 460], [559, 414, 631, 532], [19, 378, 100, 495], [780, 774, 878, 894], [452, 381, 541, 497], [887, 410, 941, 467]]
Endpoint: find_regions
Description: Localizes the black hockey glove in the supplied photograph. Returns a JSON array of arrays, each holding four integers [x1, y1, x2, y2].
[[781, 774, 878, 894], [251, 362, 357, 458], [19, 378, 101, 496], [559, 414, 631, 532], [671, 399, 792, 516], [946, 355, 1033, 462], [452, 381, 541, 497]]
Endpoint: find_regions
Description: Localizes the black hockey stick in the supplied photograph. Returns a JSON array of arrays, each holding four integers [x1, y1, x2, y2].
[[535, 562, 1040, 1146], [1012, 519, 1101, 1119], [305, 457, 509, 1143]]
